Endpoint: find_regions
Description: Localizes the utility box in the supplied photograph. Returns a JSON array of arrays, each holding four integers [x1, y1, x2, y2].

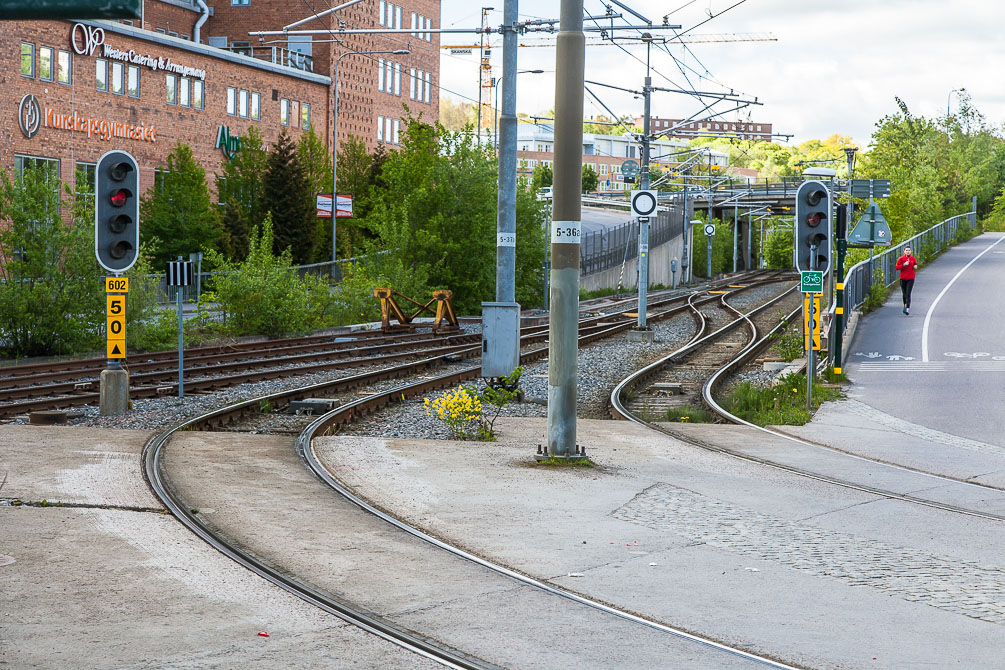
[[481, 301, 521, 378]]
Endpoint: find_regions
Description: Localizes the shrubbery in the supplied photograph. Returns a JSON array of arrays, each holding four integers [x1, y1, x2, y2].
[[201, 215, 334, 337]]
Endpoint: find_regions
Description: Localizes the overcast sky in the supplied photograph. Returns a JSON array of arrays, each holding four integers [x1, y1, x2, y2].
[[437, 0, 1004, 148]]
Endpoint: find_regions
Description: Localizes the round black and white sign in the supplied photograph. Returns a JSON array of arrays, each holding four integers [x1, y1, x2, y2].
[[704, 223, 715, 236], [631, 190, 657, 217]]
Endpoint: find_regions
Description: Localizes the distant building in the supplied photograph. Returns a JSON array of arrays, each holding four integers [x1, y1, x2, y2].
[[517, 124, 728, 192], [635, 116, 773, 142]]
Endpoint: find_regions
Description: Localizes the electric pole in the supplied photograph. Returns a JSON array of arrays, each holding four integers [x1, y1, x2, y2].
[[635, 37, 652, 335], [546, 0, 584, 458]]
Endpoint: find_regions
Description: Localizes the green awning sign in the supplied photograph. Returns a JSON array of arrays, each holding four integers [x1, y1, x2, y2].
[[848, 201, 892, 247]]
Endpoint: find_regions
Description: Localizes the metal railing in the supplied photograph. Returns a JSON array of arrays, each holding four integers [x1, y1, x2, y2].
[[155, 254, 379, 305], [227, 45, 314, 73], [842, 209, 977, 311], [580, 196, 685, 276]]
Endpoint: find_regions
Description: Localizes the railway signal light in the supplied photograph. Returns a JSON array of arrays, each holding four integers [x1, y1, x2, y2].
[[794, 180, 831, 274], [95, 150, 139, 273]]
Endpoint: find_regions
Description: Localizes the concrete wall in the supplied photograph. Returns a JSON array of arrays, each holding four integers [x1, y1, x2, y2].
[[580, 232, 686, 292]]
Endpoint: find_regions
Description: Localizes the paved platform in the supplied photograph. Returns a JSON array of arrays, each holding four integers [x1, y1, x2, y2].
[[3, 398, 1005, 668]]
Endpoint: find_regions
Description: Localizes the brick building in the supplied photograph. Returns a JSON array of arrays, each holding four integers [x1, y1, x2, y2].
[[634, 116, 773, 142], [6, 0, 440, 200]]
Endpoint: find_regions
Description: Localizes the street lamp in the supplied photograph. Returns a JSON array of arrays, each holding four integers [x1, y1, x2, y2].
[[331, 47, 409, 266], [493, 69, 544, 150]]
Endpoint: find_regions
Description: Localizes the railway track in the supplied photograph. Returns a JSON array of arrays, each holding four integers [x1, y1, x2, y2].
[[609, 282, 1005, 524], [142, 270, 803, 669], [0, 274, 784, 419]]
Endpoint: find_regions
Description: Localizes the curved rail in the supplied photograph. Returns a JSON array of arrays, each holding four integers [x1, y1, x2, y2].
[[611, 289, 1005, 524]]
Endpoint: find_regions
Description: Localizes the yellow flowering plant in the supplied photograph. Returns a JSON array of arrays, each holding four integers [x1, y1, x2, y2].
[[424, 387, 484, 440]]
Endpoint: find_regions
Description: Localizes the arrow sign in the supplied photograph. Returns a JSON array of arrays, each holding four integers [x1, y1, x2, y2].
[[848, 200, 892, 247]]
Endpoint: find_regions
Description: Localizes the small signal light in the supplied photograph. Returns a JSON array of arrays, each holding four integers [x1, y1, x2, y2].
[[110, 189, 130, 207]]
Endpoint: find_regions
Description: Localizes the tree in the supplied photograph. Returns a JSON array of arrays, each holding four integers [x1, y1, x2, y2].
[[581, 164, 599, 193], [141, 142, 222, 266], [263, 129, 314, 264], [329, 135, 384, 259], [531, 163, 553, 191], [216, 126, 267, 260], [439, 97, 476, 131], [297, 125, 335, 263], [361, 116, 546, 313], [0, 165, 104, 356]]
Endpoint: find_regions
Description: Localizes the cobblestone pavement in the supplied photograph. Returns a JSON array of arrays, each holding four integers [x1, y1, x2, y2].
[[613, 483, 1005, 624]]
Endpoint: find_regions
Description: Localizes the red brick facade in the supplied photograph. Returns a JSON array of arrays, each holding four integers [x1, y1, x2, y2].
[[7, 20, 330, 199]]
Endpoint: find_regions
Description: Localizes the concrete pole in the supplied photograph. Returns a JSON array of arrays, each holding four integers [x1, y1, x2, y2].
[[546, 0, 584, 458], [332, 56, 342, 267], [732, 204, 738, 272], [496, 0, 518, 303], [746, 209, 752, 270], [636, 63, 652, 331]]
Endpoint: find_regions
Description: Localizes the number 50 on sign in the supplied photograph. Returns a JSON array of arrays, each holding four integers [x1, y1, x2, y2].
[[107, 294, 126, 358]]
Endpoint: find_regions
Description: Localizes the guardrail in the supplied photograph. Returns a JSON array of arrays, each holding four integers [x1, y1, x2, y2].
[[580, 195, 685, 276], [843, 209, 977, 311]]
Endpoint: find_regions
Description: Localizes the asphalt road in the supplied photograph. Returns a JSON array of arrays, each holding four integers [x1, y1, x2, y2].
[[846, 232, 1005, 445], [581, 205, 631, 237]]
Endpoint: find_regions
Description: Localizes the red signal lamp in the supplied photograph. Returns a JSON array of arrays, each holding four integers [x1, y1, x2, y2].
[[807, 212, 824, 226], [110, 188, 130, 207]]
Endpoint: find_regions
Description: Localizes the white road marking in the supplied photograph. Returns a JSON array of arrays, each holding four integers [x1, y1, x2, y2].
[[921, 235, 1005, 362]]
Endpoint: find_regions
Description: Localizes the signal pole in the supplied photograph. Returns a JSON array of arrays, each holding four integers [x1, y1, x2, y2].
[[546, 0, 584, 458], [635, 39, 652, 334]]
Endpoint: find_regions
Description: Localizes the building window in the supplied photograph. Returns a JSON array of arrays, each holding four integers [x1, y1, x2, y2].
[[56, 50, 71, 84], [179, 77, 191, 107], [251, 91, 260, 120], [385, 60, 392, 94], [393, 119, 400, 145], [226, 87, 236, 115], [239, 89, 248, 118], [377, 115, 384, 142], [378, 58, 385, 92], [21, 42, 34, 78], [424, 72, 431, 103], [110, 61, 124, 95], [96, 58, 107, 91], [193, 80, 204, 109], [15, 155, 61, 206], [394, 63, 401, 96], [168, 31, 178, 38], [395, 6, 402, 30], [301, 102, 310, 130], [181, 34, 190, 41], [75, 161, 96, 208], [280, 98, 289, 125], [379, 0, 386, 26], [385, 117, 392, 143], [156, 28, 166, 34], [411, 12, 417, 36], [166, 74, 177, 104], [127, 65, 139, 97], [39, 46, 53, 82], [387, 2, 395, 28], [232, 0, 250, 4], [409, 68, 416, 100], [426, 17, 433, 41]]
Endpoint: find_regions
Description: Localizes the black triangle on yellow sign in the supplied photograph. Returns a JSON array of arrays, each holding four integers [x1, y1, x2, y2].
[[107, 339, 126, 358]]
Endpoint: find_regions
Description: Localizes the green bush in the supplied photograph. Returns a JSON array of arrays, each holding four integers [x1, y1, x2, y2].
[[202, 214, 334, 337]]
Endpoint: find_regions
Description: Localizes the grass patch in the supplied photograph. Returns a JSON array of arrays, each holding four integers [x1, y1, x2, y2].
[[664, 405, 715, 423], [719, 373, 842, 426], [821, 366, 848, 383], [532, 457, 596, 468]]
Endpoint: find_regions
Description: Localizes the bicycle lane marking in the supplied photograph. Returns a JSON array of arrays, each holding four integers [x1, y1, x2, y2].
[[922, 234, 1005, 362]]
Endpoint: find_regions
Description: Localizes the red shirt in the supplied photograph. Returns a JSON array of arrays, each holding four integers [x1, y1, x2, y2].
[[895, 254, 917, 280]]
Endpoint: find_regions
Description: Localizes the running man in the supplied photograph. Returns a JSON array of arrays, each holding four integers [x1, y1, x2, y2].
[[894, 246, 918, 315]]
